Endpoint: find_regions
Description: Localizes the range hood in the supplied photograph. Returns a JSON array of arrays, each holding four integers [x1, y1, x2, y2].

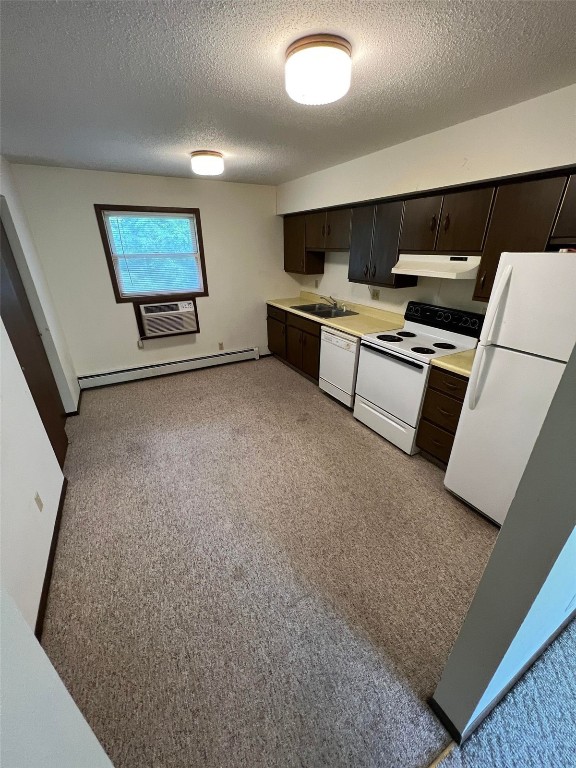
[[391, 253, 481, 280]]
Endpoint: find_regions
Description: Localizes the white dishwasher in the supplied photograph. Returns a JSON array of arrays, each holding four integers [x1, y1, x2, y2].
[[319, 327, 360, 407]]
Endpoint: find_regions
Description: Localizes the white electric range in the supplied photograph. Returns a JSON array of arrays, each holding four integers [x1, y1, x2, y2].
[[353, 302, 485, 454]]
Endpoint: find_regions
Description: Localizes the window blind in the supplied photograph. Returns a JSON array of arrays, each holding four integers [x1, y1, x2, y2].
[[103, 212, 203, 297]]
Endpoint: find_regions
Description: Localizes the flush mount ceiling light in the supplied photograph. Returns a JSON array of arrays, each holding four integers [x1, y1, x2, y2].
[[190, 150, 224, 176], [285, 34, 352, 105]]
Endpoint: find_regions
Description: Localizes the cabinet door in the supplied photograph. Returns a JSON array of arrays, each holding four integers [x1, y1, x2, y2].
[[371, 200, 416, 288], [267, 316, 286, 359], [305, 211, 327, 250], [284, 215, 306, 272], [435, 187, 494, 253], [473, 177, 566, 301], [551, 175, 576, 241], [399, 195, 443, 251], [286, 326, 302, 369], [301, 331, 320, 380], [325, 208, 351, 250], [348, 205, 375, 282]]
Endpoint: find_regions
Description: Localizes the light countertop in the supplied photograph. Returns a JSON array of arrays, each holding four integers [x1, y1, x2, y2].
[[266, 294, 403, 338], [431, 349, 475, 378], [267, 292, 476, 376]]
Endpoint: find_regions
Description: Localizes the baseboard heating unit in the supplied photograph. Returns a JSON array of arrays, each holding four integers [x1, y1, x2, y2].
[[78, 347, 261, 389]]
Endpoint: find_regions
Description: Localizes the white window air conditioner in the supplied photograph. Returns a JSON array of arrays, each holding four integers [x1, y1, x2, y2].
[[139, 300, 198, 338]]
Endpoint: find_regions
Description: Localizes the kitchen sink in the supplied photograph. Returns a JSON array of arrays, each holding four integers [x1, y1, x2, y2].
[[291, 303, 358, 318]]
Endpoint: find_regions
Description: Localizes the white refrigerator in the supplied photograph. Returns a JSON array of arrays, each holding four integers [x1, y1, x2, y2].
[[444, 252, 576, 525]]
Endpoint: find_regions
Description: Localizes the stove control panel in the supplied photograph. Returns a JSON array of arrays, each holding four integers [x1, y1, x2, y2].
[[404, 302, 485, 338]]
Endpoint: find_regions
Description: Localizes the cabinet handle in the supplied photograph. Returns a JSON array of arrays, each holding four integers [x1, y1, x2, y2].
[[364, 264, 369, 277], [430, 215, 437, 232], [371, 264, 376, 279], [302, 334, 306, 346], [327, 224, 331, 236], [480, 271, 486, 288], [432, 439, 444, 447], [443, 380, 457, 389], [437, 407, 455, 417], [443, 214, 450, 232]]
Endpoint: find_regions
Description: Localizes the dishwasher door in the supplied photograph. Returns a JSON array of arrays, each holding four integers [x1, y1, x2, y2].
[[319, 328, 359, 407]]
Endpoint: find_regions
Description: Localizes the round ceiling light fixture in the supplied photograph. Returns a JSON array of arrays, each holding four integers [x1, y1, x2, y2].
[[285, 34, 352, 105], [190, 150, 224, 176]]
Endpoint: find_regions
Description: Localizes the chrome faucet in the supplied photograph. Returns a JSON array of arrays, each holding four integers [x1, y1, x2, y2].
[[320, 295, 340, 309]]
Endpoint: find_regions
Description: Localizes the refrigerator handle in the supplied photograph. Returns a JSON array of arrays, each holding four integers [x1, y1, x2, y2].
[[467, 343, 485, 410], [479, 263, 513, 346]]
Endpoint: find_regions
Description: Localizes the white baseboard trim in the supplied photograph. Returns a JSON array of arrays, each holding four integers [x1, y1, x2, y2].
[[78, 347, 260, 389]]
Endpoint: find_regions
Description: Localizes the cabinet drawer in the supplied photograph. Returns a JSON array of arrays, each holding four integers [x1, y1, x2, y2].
[[421, 389, 463, 434], [286, 313, 320, 337], [416, 420, 455, 464], [428, 367, 468, 401], [267, 304, 286, 323]]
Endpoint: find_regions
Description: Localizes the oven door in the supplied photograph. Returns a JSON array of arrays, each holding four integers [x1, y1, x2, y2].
[[355, 342, 429, 427]]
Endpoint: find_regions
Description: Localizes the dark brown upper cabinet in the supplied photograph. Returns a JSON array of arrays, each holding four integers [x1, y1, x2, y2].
[[550, 175, 576, 243], [473, 176, 567, 302], [325, 208, 351, 250], [398, 195, 443, 251], [301, 208, 351, 251], [284, 214, 324, 274], [348, 202, 417, 288], [305, 212, 327, 250], [435, 187, 494, 253]]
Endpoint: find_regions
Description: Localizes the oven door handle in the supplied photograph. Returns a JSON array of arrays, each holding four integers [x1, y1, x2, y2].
[[361, 342, 424, 370]]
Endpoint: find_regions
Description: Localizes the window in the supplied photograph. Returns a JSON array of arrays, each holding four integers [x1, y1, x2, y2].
[[94, 205, 208, 302]]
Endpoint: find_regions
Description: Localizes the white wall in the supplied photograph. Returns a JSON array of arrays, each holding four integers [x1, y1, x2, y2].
[[1, 591, 113, 767], [277, 85, 576, 214], [0, 322, 64, 629], [293, 251, 486, 316], [1, 158, 79, 412], [10, 165, 300, 377]]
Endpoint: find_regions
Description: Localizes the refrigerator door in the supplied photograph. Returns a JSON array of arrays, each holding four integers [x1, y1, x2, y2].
[[482, 252, 576, 362], [445, 345, 565, 525]]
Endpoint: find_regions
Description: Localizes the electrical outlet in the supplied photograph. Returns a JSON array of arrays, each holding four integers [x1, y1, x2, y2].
[[34, 493, 43, 512], [314, 279, 319, 288], [218, 342, 224, 350], [371, 288, 380, 300]]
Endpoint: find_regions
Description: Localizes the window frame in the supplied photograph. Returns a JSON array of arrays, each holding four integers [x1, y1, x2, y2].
[[94, 204, 209, 303]]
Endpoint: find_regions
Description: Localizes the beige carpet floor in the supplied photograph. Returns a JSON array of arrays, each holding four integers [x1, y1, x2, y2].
[[42, 357, 497, 768]]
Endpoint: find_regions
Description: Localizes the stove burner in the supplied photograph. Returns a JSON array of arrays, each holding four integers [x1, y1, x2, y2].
[[377, 334, 403, 342], [433, 342, 457, 350], [397, 331, 416, 337], [411, 346, 436, 355]]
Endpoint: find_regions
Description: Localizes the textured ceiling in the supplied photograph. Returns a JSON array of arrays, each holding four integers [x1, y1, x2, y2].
[[2, 1, 576, 185]]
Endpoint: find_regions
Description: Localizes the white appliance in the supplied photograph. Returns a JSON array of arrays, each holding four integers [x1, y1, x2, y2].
[[319, 327, 360, 407], [445, 252, 576, 526], [392, 253, 481, 280], [140, 300, 198, 338], [354, 302, 484, 454]]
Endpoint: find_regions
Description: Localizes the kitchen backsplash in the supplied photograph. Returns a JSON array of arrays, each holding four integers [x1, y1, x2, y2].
[[293, 251, 487, 315]]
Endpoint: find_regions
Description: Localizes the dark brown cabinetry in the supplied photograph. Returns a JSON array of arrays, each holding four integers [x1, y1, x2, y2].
[[286, 314, 320, 380], [266, 305, 320, 381], [400, 188, 494, 253], [551, 175, 576, 242], [435, 188, 494, 253], [416, 367, 468, 464], [305, 212, 327, 250], [348, 202, 417, 288], [473, 176, 566, 301], [284, 215, 324, 274], [399, 195, 443, 252], [325, 208, 351, 250], [266, 305, 287, 359]]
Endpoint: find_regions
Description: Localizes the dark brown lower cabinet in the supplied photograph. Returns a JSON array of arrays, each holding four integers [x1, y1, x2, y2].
[[286, 315, 320, 380], [416, 367, 468, 464], [266, 306, 320, 380]]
